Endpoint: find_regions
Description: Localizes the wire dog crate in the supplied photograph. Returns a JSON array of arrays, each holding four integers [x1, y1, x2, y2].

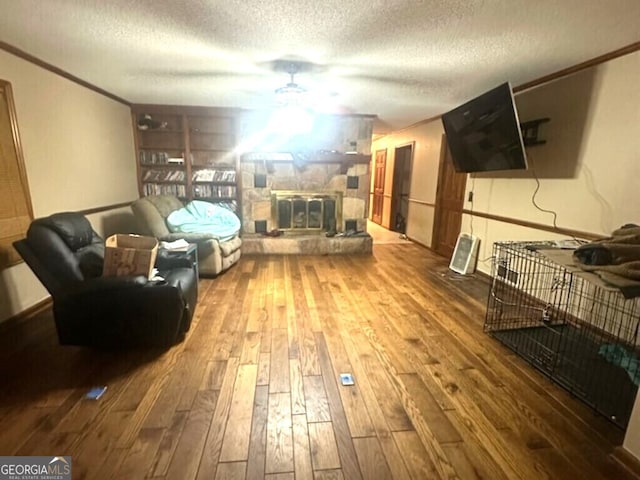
[[484, 241, 640, 429]]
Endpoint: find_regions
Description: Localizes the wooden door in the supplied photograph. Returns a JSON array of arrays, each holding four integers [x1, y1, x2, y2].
[[371, 149, 387, 224], [432, 135, 467, 259], [0, 81, 33, 269]]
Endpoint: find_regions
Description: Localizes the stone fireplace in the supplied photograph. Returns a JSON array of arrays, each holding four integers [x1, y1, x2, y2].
[[238, 113, 374, 254], [240, 157, 372, 254]]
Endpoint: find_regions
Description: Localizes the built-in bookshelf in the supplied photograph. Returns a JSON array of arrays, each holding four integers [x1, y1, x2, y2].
[[132, 106, 241, 214]]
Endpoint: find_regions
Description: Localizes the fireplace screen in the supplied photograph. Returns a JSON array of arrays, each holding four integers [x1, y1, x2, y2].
[[272, 191, 342, 233]]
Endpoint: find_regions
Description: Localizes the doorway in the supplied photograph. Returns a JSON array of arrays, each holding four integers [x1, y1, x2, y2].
[[389, 144, 413, 234]]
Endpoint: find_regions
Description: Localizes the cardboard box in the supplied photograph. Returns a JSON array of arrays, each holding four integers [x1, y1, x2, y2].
[[103, 234, 158, 279]]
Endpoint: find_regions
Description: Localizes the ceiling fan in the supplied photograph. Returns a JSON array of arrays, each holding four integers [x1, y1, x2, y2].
[[273, 61, 307, 106]]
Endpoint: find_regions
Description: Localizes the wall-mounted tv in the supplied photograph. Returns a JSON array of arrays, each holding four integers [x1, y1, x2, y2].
[[441, 82, 528, 173]]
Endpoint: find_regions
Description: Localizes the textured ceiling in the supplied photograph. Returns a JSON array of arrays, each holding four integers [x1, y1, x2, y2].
[[0, 0, 638, 133]]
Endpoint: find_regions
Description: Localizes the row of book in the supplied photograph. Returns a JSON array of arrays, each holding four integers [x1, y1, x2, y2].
[[192, 169, 236, 182], [143, 183, 187, 197], [193, 185, 237, 198], [139, 151, 184, 165], [143, 170, 186, 182]]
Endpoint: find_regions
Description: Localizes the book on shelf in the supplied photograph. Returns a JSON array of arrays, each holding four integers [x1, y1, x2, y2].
[[192, 169, 236, 183], [192, 169, 215, 182], [144, 183, 186, 197], [192, 184, 237, 198], [143, 170, 185, 182]]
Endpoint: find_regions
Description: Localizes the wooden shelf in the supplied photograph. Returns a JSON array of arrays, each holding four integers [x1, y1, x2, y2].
[[241, 152, 371, 174], [241, 152, 370, 164], [143, 180, 187, 185], [132, 106, 242, 219], [137, 129, 183, 134], [140, 163, 185, 168]]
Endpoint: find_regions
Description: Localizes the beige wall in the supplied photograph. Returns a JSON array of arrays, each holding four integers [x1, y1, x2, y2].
[[371, 120, 444, 247], [625, 398, 640, 460], [373, 51, 639, 261], [0, 49, 138, 323], [463, 50, 639, 275]]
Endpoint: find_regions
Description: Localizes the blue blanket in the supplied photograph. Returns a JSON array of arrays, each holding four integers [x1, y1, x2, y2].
[[167, 201, 240, 241], [599, 344, 640, 386]]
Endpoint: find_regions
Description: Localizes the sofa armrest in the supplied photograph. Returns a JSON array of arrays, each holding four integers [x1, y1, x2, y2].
[[161, 232, 219, 243], [60, 275, 149, 298]]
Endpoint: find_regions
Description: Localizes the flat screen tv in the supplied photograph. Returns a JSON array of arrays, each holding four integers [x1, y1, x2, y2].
[[441, 82, 528, 173]]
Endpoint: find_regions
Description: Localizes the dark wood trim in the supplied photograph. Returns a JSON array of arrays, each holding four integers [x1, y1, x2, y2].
[[405, 235, 430, 250], [0, 41, 130, 106], [131, 104, 243, 117], [611, 447, 640, 479], [408, 198, 436, 208], [395, 113, 444, 135], [384, 42, 640, 135], [77, 201, 135, 216], [0, 297, 52, 333], [473, 269, 492, 282], [514, 41, 640, 93], [462, 209, 604, 241]]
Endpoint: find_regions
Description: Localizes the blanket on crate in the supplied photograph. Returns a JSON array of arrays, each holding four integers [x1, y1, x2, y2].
[[167, 200, 240, 242], [573, 224, 640, 298]]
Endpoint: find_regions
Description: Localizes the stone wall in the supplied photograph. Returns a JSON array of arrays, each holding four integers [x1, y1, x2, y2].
[[240, 160, 370, 234], [239, 113, 374, 235]]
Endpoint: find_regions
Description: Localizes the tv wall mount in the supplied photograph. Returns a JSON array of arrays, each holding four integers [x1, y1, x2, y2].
[[520, 117, 550, 146]]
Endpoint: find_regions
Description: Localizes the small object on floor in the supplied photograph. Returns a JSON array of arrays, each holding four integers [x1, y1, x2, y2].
[[340, 373, 355, 386], [85, 386, 107, 400], [399, 234, 408, 240], [262, 229, 282, 237]]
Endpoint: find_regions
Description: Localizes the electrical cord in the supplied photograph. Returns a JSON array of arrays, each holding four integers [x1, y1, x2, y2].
[[528, 153, 583, 245], [528, 153, 559, 230], [479, 254, 495, 265]]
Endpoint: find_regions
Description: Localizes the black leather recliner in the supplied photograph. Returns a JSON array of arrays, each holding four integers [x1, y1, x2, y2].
[[13, 212, 198, 348]]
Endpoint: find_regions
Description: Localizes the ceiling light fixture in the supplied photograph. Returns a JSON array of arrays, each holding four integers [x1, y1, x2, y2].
[[275, 63, 306, 106]]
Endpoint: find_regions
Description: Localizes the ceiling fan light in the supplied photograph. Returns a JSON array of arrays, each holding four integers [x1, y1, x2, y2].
[[275, 82, 306, 106]]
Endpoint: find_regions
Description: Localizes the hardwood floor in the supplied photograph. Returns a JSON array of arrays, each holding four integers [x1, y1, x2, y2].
[[0, 244, 636, 479]]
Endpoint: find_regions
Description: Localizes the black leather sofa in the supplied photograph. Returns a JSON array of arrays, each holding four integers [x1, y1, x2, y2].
[[13, 212, 198, 348]]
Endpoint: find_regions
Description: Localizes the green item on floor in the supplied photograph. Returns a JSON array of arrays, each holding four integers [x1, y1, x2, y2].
[[598, 343, 640, 386]]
